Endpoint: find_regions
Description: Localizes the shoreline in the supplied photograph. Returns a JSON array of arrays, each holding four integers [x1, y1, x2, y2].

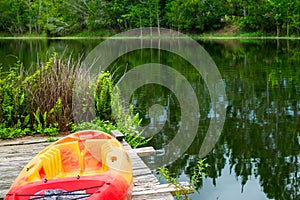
[[0, 34, 299, 40]]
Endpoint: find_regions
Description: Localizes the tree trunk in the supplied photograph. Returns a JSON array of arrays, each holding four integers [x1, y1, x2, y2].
[[277, 25, 280, 37], [243, 0, 246, 17], [149, 3, 152, 37], [139, 16, 142, 37], [286, 21, 289, 37], [156, 1, 160, 36], [38, 0, 42, 33], [29, 18, 32, 34]]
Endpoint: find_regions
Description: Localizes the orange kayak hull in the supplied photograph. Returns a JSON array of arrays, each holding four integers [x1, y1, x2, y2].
[[5, 130, 133, 200]]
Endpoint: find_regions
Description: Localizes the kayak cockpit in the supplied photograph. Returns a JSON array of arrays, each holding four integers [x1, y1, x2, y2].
[[5, 131, 133, 200]]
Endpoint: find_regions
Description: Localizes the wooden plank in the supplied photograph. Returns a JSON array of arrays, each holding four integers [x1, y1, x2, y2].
[[133, 174, 160, 185], [132, 192, 174, 200], [0, 135, 191, 200], [0, 190, 8, 199], [131, 162, 150, 171], [110, 130, 125, 141], [0, 138, 48, 147], [132, 193, 174, 200], [132, 182, 194, 196], [133, 168, 152, 177], [134, 146, 156, 157], [133, 175, 160, 186]]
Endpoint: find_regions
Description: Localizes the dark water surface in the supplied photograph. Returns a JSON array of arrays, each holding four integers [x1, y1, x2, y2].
[[0, 39, 299, 200]]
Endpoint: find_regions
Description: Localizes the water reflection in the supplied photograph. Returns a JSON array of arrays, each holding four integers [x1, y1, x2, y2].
[[126, 40, 299, 200], [0, 39, 299, 200]]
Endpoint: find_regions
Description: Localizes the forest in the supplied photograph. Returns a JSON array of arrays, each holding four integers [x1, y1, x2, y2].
[[0, 0, 299, 37]]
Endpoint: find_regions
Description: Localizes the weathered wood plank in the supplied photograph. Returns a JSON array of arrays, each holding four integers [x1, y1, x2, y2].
[[0, 134, 191, 199], [133, 174, 160, 183], [131, 193, 174, 200], [134, 146, 156, 157], [0, 190, 8, 199], [132, 182, 193, 196], [133, 169, 152, 177], [0, 138, 47, 147], [110, 130, 124, 141]]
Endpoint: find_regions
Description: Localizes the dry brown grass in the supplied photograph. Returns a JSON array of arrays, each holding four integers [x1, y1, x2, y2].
[[25, 53, 82, 131]]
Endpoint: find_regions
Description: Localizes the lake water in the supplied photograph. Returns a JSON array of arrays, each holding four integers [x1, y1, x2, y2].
[[0, 38, 299, 200]]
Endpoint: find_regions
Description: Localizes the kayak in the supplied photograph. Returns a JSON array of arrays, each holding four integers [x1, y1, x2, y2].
[[5, 130, 133, 200]]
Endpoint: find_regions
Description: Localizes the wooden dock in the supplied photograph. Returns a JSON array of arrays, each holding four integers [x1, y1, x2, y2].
[[0, 131, 192, 199]]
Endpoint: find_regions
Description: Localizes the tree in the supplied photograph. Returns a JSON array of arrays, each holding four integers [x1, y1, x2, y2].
[[165, 0, 230, 32]]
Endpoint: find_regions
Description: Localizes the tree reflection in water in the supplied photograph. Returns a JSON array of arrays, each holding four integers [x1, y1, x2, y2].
[[0, 38, 298, 200], [130, 40, 299, 200]]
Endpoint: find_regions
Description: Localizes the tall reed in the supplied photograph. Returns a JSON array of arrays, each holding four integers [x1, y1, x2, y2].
[[0, 53, 82, 138], [25, 53, 81, 132]]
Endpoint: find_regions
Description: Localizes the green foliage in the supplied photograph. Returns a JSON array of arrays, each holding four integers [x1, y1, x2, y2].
[[112, 87, 151, 148], [25, 53, 76, 132], [0, 124, 30, 139], [158, 168, 183, 199], [239, 31, 264, 37], [158, 159, 207, 199], [72, 119, 117, 134], [0, 0, 300, 36], [190, 158, 207, 190], [46, 137, 59, 142], [124, 128, 151, 149], [158, 168, 190, 200], [0, 60, 150, 150], [0, 64, 28, 126], [95, 72, 113, 121], [0, 57, 149, 151], [165, 0, 229, 32], [32, 108, 58, 136], [72, 118, 151, 148], [0, 63, 31, 139], [0, 55, 74, 139]]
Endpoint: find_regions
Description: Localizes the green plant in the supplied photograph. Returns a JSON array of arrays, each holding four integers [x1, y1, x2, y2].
[[124, 129, 151, 149], [0, 54, 79, 139], [26, 54, 74, 137], [190, 158, 207, 190], [0, 57, 150, 145], [47, 97, 67, 133], [95, 72, 113, 121], [72, 119, 117, 133], [25, 53, 77, 132], [32, 108, 43, 134], [32, 108, 58, 136], [0, 63, 31, 139], [0, 124, 30, 139], [47, 137, 59, 142], [158, 168, 190, 200], [158, 158, 207, 199], [112, 87, 151, 148]]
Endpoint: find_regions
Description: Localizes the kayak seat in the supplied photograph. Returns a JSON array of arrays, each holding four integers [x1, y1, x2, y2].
[[56, 141, 82, 174], [101, 141, 132, 174], [84, 139, 114, 172], [39, 147, 62, 180]]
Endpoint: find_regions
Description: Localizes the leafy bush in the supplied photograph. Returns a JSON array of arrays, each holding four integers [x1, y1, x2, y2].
[[0, 54, 77, 139], [112, 87, 151, 148], [0, 63, 30, 139], [95, 72, 113, 121], [0, 56, 150, 149], [72, 119, 116, 133], [158, 158, 208, 199]]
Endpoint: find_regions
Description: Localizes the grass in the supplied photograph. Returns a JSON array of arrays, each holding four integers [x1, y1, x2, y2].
[[0, 54, 79, 139], [1, 29, 299, 40], [190, 31, 300, 40], [0, 29, 115, 40]]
